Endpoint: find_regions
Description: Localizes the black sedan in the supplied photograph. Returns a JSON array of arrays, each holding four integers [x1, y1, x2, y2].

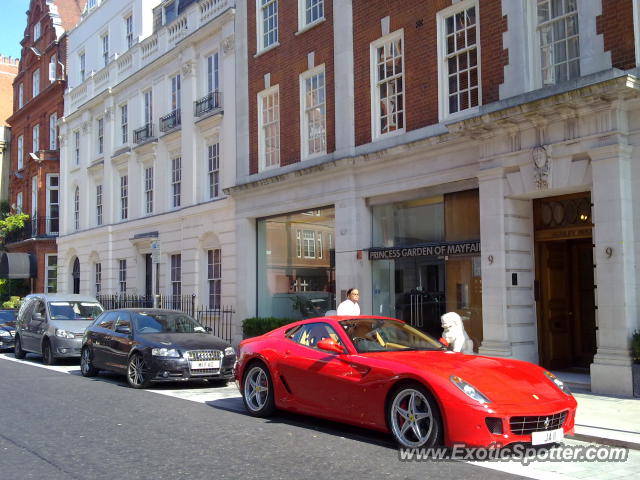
[[80, 309, 236, 388], [0, 309, 17, 351]]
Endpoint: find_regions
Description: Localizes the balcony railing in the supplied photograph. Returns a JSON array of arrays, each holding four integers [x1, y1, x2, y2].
[[133, 123, 155, 144], [194, 91, 223, 117], [3, 217, 59, 244], [159, 109, 181, 133]]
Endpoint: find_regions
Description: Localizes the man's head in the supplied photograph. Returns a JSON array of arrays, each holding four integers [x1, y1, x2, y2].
[[347, 288, 360, 302]]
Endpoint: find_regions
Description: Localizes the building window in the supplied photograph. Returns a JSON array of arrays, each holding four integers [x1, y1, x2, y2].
[[31, 176, 37, 220], [144, 166, 153, 214], [18, 83, 23, 109], [46, 174, 59, 234], [45, 255, 58, 293], [120, 174, 128, 220], [258, 0, 278, 51], [49, 113, 58, 150], [74, 187, 80, 230], [120, 104, 128, 144], [303, 230, 316, 258], [300, 67, 326, 158], [74, 131, 80, 165], [17, 135, 23, 169], [372, 32, 404, 138], [95, 262, 102, 294], [299, 0, 324, 29], [537, 0, 579, 85], [207, 249, 221, 309], [102, 33, 109, 67], [16, 192, 23, 213], [49, 55, 57, 83], [207, 53, 219, 93], [79, 52, 86, 82], [258, 86, 280, 170], [33, 22, 41, 40], [32, 124, 39, 153], [32, 69, 40, 97], [170, 74, 181, 111], [96, 184, 103, 226], [207, 142, 220, 199], [97, 118, 104, 154], [164, 1, 177, 25], [171, 156, 181, 208], [143, 89, 153, 126], [125, 15, 134, 49], [118, 259, 127, 293], [171, 254, 181, 297]]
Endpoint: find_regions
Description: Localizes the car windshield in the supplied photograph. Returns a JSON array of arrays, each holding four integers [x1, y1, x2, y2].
[[0, 311, 17, 325], [48, 302, 104, 320], [340, 318, 443, 353], [132, 312, 207, 334]]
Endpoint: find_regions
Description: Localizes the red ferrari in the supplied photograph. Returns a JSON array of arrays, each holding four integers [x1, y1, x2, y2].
[[235, 316, 577, 448]]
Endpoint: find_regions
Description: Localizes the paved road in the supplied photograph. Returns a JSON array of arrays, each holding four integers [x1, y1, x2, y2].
[[1, 353, 637, 480]]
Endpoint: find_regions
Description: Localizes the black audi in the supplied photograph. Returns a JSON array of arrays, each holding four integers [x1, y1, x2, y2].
[[80, 309, 236, 389], [0, 309, 17, 351]]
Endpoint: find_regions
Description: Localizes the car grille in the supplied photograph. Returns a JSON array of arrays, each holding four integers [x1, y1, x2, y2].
[[185, 349, 222, 376], [509, 411, 568, 435]]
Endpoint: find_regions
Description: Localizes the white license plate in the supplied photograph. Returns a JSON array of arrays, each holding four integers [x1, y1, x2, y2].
[[532, 428, 564, 445], [190, 360, 220, 369]]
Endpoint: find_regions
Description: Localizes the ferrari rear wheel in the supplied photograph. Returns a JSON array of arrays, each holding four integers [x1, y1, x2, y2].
[[388, 384, 442, 448], [242, 363, 275, 417]]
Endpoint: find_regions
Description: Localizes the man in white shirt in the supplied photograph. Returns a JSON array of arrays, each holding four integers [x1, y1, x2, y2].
[[337, 288, 360, 316]]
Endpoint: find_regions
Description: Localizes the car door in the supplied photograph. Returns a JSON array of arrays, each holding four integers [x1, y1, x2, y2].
[[27, 300, 47, 353], [89, 312, 117, 368], [276, 322, 359, 420], [17, 299, 36, 351], [111, 312, 133, 371]]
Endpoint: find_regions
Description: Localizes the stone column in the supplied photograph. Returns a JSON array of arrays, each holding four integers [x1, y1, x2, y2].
[[589, 144, 638, 396]]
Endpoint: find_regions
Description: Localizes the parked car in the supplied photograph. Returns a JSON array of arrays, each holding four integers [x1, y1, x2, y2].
[[235, 316, 577, 449], [14, 294, 104, 364], [0, 309, 18, 351], [80, 308, 236, 389]]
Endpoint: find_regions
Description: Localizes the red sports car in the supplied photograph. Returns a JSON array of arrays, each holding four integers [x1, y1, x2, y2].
[[235, 316, 577, 448]]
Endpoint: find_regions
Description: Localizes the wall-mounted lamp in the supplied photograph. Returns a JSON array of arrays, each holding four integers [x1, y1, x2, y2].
[[604, 247, 613, 258]]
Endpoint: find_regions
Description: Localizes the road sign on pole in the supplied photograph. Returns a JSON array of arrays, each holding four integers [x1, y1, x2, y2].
[[151, 240, 161, 264]]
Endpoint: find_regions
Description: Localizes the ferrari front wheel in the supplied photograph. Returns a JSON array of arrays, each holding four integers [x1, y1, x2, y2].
[[388, 384, 442, 448], [242, 362, 275, 417]]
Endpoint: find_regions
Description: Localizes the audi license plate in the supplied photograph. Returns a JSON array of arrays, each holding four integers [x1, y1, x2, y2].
[[531, 428, 564, 445], [190, 360, 220, 369]]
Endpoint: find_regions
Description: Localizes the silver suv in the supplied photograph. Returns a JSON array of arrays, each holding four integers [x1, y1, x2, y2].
[[14, 294, 104, 364]]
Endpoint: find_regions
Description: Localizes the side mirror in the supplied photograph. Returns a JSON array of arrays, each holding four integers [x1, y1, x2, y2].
[[317, 338, 345, 354], [115, 325, 131, 335], [32, 312, 44, 321]]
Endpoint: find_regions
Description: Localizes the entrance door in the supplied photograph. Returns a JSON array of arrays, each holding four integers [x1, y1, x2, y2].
[[145, 254, 152, 298]]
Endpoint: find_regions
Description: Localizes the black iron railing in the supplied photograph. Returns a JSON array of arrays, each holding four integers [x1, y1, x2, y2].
[[133, 123, 155, 144], [194, 91, 222, 117], [159, 109, 181, 133], [3, 216, 59, 244]]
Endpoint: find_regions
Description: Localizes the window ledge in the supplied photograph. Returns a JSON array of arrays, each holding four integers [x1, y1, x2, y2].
[[372, 128, 405, 142], [295, 17, 325, 36], [254, 42, 280, 58]]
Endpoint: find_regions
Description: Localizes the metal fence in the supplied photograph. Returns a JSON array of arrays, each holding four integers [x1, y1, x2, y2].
[[96, 293, 234, 343]]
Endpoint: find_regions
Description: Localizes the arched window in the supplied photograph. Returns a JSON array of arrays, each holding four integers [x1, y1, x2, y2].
[[72, 257, 80, 294], [74, 187, 80, 230]]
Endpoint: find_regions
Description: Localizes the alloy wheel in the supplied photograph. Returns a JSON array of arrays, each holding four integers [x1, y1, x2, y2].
[[127, 355, 147, 388], [389, 388, 436, 448], [244, 366, 270, 412]]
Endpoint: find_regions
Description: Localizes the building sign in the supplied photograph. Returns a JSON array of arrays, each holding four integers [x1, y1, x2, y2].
[[368, 240, 480, 261]]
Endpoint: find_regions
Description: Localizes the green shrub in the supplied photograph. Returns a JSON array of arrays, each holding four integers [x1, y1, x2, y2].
[[242, 317, 294, 338], [632, 330, 640, 364], [2, 296, 22, 309]]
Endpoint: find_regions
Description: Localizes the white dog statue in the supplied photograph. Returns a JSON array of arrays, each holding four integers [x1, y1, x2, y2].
[[440, 312, 473, 354]]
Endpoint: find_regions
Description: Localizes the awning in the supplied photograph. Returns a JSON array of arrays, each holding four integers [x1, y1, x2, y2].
[[0, 252, 37, 279]]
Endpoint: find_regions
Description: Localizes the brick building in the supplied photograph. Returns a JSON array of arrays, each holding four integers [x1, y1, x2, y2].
[[232, 0, 640, 395], [0, 56, 19, 202], [4, 0, 85, 293]]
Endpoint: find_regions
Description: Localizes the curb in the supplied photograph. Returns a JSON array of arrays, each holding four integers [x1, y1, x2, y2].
[[571, 432, 640, 451]]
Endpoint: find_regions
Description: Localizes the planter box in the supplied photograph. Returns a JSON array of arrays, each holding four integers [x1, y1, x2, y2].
[[633, 364, 640, 398]]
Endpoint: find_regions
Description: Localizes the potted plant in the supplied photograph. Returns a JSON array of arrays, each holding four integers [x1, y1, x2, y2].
[[633, 330, 640, 398]]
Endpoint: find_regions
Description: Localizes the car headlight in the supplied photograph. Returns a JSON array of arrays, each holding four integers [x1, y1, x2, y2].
[[152, 348, 181, 357], [450, 375, 491, 404], [544, 370, 572, 395], [0, 330, 11, 337], [224, 346, 235, 357], [55, 328, 75, 339]]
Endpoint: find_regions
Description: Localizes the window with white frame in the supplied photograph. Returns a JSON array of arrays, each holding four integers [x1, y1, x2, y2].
[[207, 249, 221, 309], [74, 131, 80, 165], [79, 52, 86, 82], [49, 55, 56, 83], [439, 2, 480, 117], [299, 0, 324, 30], [164, 1, 177, 24], [31, 176, 37, 220], [74, 187, 80, 230], [16, 192, 23, 213], [258, 86, 280, 170], [45, 255, 58, 293], [171, 254, 181, 297], [120, 174, 128, 220], [17, 135, 23, 169], [49, 113, 57, 150], [88, 0, 97, 10], [18, 83, 23, 109], [95, 262, 102, 294], [97, 118, 104, 154], [207, 53, 219, 94], [371, 31, 404, 137], [143, 89, 153, 126], [171, 156, 181, 207], [296, 231, 302, 258], [96, 184, 103, 225], [32, 124, 39, 153], [46, 174, 59, 234], [118, 259, 127, 293], [301, 67, 326, 158], [125, 15, 134, 49], [207, 142, 220, 199], [303, 230, 316, 258], [170, 74, 181, 111], [102, 33, 109, 67], [33, 22, 41, 40], [258, 0, 278, 51], [121, 104, 128, 144], [537, 0, 579, 85], [144, 166, 153, 214], [32, 69, 40, 97]]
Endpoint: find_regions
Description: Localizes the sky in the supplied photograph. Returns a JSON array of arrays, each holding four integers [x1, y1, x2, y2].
[[0, 0, 30, 60]]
